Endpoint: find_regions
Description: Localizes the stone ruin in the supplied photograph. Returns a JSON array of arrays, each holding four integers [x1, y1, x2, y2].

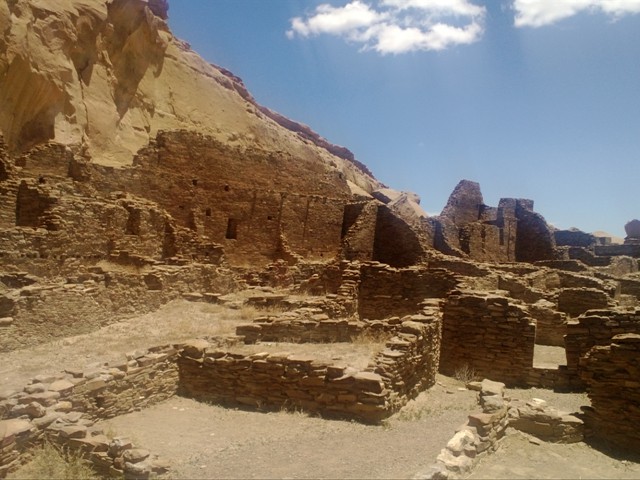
[[0, 0, 639, 477], [1, 128, 639, 477]]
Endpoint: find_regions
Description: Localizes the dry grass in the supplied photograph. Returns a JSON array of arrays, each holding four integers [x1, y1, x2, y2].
[[0, 299, 288, 393], [7, 442, 98, 480], [352, 329, 392, 359], [454, 363, 478, 384]]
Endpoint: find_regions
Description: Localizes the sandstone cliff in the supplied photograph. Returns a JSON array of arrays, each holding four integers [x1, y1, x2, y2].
[[0, 0, 380, 192]]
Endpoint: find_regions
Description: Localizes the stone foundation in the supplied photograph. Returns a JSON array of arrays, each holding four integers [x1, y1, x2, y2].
[[0, 344, 179, 478], [179, 306, 442, 423]]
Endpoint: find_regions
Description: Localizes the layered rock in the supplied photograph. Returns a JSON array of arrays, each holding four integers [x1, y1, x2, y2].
[[0, 0, 379, 194]]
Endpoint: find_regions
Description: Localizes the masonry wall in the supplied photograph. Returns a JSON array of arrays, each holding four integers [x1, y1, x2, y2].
[[341, 201, 377, 262], [529, 301, 567, 346], [557, 288, 612, 317], [580, 333, 640, 453], [439, 291, 536, 386], [371, 309, 442, 403], [372, 205, 425, 267], [357, 263, 458, 320], [0, 345, 179, 477], [88, 130, 353, 265], [564, 308, 640, 380], [0, 264, 236, 352], [177, 345, 390, 423], [181, 309, 442, 423]]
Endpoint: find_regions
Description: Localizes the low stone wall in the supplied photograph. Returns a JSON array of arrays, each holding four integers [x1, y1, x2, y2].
[[372, 304, 442, 403], [177, 342, 390, 423], [580, 333, 640, 453], [236, 309, 371, 344], [0, 344, 179, 478], [509, 398, 583, 443], [439, 291, 535, 386], [0, 263, 237, 352], [557, 288, 612, 317], [524, 366, 577, 391], [357, 263, 457, 320], [565, 308, 640, 383], [416, 380, 584, 479], [416, 379, 510, 479], [180, 309, 442, 423]]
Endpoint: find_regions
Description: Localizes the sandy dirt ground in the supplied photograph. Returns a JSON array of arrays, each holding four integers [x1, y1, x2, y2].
[[469, 431, 640, 479], [3, 300, 640, 479], [102, 377, 477, 480]]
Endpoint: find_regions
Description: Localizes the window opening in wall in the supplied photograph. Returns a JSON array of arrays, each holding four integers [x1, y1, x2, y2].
[[226, 218, 238, 239], [192, 179, 198, 186], [224, 185, 230, 192], [499, 228, 505, 246], [205, 208, 212, 217], [267, 215, 273, 220]]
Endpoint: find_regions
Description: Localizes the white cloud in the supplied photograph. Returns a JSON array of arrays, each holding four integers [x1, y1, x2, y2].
[[287, 0, 485, 54], [287, 1, 385, 38], [382, 0, 485, 17], [513, 0, 640, 27]]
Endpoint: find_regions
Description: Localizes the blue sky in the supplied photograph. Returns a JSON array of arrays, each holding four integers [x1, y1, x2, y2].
[[168, 1, 640, 237]]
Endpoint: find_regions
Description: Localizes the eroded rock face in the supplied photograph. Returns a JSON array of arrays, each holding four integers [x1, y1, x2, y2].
[[0, 0, 379, 195]]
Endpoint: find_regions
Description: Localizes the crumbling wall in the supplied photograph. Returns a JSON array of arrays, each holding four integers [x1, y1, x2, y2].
[[90, 130, 354, 265], [0, 264, 236, 352], [0, 344, 178, 478], [514, 199, 556, 262], [357, 263, 458, 320], [440, 291, 536, 386], [580, 333, 640, 453], [340, 202, 377, 261], [434, 181, 554, 263], [181, 309, 442, 423], [557, 288, 613, 317], [564, 308, 640, 381]]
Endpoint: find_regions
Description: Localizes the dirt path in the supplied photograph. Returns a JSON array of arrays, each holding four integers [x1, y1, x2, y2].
[[468, 431, 640, 479], [101, 377, 478, 480]]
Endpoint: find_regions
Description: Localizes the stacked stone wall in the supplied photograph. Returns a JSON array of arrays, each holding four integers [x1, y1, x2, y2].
[[181, 310, 442, 423], [357, 263, 458, 320], [557, 288, 612, 317], [237, 311, 371, 344], [564, 308, 640, 380], [372, 307, 442, 402], [88, 130, 354, 265], [529, 300, 567, 346], [341, 202, 377, 262], [0, 345, 179, 477], [371, 206, 425, 267], [580, 333, 640, 453], [0, 264, 237, 352], [439, 291, 535, 386]]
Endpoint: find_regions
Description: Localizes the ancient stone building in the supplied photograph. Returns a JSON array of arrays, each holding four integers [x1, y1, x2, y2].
[[428, 180, 557, 263]]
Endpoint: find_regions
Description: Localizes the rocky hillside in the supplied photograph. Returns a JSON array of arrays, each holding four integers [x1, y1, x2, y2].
[[0, 0, 380, 192]]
